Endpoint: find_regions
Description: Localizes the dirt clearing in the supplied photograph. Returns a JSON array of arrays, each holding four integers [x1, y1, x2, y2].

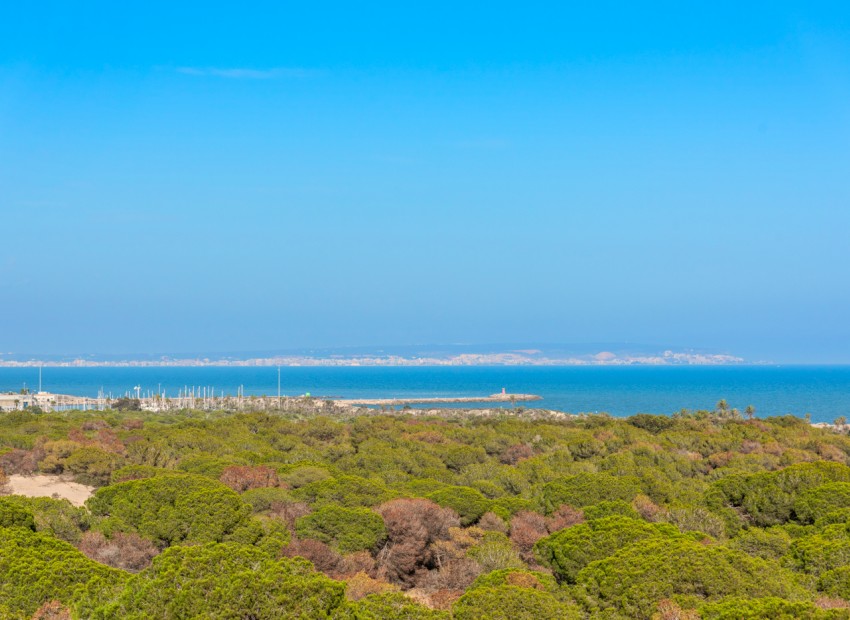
[[4, 474, 94, 506]]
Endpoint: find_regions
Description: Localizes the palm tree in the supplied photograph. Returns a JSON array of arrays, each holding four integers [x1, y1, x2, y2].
[[745, 405, 756, 420], [714, 399, 730, 420]]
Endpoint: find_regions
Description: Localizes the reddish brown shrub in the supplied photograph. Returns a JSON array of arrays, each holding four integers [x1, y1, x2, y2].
[[376, 498, 460, 586], [67, 429, 89, 444], [740, 440, 762, 454], [478, 512, 508, 533], [708, 451, 734, 468], [547, 504, 585, 532], [817, 443, 846, 462], [96, 429, 126, 454], [81, 419, 110, 431], [121, 419, 144, 430], [0, 448, 42, 475], [78, 531, 159, 572], [499, 443, 533, 465], [270, 500, 312, 531], [281, 538, 342, 575], [763, 441, 784, 456], [594, 430, 615, 442], [219, 465, 279, 492], [31, 601, 72, 620], [633, 494, 663, 521], [510, 511, 548, 559]]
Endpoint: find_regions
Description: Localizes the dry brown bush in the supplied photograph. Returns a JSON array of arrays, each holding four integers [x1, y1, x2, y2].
[[420, 557, 481, 592], [708, 451, 734, 468], [121, 419, 144, 430], [594, 430, 615, 442], [633, 494, 664, 521], [547, 504, 585, 532], [430, 527, 484, 572], [96, 429, 126, 454], [67, 429, 90, 444], [762, 441, 784, 456], [375, 498, 459, 586], [450, 526, 484, 549], [499, 443, 533, 465], [430, 539, 465, 566], [281, 538, 343, 575], [817, 443, 847, 463], [477, 511, 508, 533], [337, 551, 377, 578], [219, 465, 280, 492], [344, 572, 397, 601], [269, 500, 311, 531], [740, 439, 762, 454], [426, 588, 465, 610], [510, 511, 548, 559], [78, 531, 159, 572], [0, 448, 42, 475], [81, 419, 110, 431]]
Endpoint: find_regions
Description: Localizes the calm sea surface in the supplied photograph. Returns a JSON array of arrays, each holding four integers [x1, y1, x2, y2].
[[2, 365, 850, 422]]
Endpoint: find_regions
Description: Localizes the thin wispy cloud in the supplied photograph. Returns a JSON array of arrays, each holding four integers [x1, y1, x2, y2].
[[175, 67, 315, 79]]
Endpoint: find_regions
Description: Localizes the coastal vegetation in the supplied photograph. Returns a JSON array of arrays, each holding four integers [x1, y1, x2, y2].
[[3, 405, 850, 618]]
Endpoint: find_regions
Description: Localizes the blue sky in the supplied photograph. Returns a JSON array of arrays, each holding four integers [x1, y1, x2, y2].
[[1, 2, 849, 361]]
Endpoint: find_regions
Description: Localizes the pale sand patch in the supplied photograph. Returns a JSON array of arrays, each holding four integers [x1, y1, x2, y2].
[[4, 474, 94, 507]]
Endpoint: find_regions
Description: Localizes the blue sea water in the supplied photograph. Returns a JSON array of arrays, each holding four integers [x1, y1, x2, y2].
[[2, 365, 850, 423]]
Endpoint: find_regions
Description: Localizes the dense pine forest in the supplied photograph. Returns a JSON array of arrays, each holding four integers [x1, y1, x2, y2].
[[4, 405, 850, 619]]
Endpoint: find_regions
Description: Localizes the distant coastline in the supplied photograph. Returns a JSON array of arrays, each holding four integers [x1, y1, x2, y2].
[[0, 349, 746, 368]]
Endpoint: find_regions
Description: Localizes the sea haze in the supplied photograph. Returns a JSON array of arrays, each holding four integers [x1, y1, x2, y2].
[[2, 365, 849, 423]]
